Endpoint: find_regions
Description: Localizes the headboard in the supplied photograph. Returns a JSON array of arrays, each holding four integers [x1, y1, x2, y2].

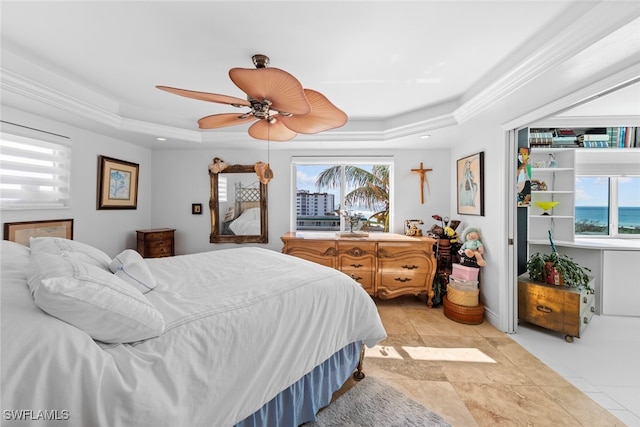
[[3, 219, 74, 246], [234, 182, 260, 214]]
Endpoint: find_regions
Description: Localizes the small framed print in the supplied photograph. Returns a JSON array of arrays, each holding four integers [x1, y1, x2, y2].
[[192, 203, 203, 215], [97, 155, 139, 209]]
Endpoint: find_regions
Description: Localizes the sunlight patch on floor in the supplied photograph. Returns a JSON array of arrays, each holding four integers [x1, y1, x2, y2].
[[402, 346, 497, 363], [364, 345, 403, 359]]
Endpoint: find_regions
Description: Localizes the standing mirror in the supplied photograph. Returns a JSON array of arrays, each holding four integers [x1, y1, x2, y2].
[[210, 164, 268, 243]]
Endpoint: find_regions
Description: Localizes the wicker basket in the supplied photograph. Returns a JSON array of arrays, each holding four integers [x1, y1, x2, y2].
[[443, 297, 484, 325], [446, 285, 479, 307]]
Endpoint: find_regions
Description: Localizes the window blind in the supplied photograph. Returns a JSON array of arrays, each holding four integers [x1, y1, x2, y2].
[[0, 132, 71, 209]]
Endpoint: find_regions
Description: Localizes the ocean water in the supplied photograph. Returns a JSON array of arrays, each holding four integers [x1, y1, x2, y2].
[[575, 206, 639, 228]]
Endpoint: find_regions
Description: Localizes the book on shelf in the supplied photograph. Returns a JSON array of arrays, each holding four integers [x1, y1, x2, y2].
[[581, 140, 609, 148], [552, 136, 578, 145], [553, 128, 576, 137], [577, 134, 609, 142], [613, 127, 639, 148], [528, 129, 553, 146]]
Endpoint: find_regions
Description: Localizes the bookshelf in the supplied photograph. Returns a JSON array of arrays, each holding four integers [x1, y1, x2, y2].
[[527, 147, 575, 244], [529, 127, 639, 149]]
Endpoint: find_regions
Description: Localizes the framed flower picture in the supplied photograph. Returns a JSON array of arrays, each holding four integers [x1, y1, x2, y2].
[[97, 155, 139, 209]]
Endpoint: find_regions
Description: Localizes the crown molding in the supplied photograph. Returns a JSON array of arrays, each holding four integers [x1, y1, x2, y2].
[[455, 2, 640, 125], [502, 64, 640, 130], [0, 68, 122, 128]]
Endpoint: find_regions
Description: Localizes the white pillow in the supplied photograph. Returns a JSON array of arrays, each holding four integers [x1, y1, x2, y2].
[[29, 252, 165, 344], [1, 240, 31, 284], [109, 249, 157, 294], [30, 237, 112, 271]]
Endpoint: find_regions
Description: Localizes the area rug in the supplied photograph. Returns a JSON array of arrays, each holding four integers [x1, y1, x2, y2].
[[307, 376, 451, 426]]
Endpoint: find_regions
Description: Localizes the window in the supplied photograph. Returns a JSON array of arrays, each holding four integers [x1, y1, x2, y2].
[[292, 157, 393, 233], [575, 176, 640, 237], [0, 132, 71, 209]]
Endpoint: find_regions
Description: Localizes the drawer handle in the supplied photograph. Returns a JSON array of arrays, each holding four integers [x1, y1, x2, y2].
[[536, 305, 553, 314], [583, 316, 589, 324], [583, 296, 588, 303], [350, 263, 363, 268], [402, 265, 419, 270], [590, 307, 595, 313], [350, 273, 363, 281], [394, 277, 412, 283]]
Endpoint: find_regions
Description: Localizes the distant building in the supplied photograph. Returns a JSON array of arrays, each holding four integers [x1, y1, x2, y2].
[[296, 190, 339, 230], [296, 190, 335, 216]]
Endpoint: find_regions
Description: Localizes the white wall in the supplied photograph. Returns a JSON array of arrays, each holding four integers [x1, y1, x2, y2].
[[151, 147, 453, 254], [1, 106, 152, 257], [445, 114, 509, 329]]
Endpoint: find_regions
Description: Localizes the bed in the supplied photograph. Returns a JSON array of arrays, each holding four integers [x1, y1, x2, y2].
[[222, 182, 262, 235], [1, 224, 386, 426]]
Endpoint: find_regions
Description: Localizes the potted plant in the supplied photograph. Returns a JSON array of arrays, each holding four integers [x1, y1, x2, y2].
[[526, 231, 593, 292]]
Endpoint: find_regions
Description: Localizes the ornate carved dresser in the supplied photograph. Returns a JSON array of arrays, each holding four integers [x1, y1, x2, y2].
[[281, 232, 437, 306]]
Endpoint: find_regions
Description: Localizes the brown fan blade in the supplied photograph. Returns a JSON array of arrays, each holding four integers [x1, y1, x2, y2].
[[156, 86, 251, 107], [248, 119, 297, 142], [229, 68, 311, 115], [198, 113, 256, 129], [280, 89, 348, 134]]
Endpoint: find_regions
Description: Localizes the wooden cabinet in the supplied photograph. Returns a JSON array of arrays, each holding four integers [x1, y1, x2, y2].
[[281, 233, 437, 306], [518, 275, 595, 342], [136, 228, 175, 258]]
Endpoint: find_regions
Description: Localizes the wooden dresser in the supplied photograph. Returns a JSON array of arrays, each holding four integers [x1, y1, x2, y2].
[[136, 228, 175, 258], [281, 232, 437, 306], [518, 274, 595, 342]]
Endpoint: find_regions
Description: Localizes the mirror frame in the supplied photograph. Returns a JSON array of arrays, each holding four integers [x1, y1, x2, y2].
[[209, 164, 268, 243]]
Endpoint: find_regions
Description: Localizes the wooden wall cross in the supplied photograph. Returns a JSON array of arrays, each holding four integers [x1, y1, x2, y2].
[[411, 162, 433, 204]]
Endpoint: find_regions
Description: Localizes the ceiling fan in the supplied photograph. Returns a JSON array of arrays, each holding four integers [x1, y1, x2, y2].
[[157, 54, 348, 141]]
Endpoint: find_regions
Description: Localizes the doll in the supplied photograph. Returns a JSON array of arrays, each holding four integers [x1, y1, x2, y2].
[[459, 227, 486, 266]]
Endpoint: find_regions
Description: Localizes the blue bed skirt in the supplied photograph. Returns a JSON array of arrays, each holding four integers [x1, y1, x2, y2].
[[234, 341, 361, 427]]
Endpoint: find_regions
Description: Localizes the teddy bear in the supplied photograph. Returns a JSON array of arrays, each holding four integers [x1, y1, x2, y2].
[[459, 227, 486, 266]]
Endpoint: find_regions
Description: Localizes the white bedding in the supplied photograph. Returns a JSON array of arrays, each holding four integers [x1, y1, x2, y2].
[[1, 242, 386, 426], [229, 207, 260, 235]]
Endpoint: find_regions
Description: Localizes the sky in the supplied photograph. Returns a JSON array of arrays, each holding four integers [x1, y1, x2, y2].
[[575, 176, 639, 207]]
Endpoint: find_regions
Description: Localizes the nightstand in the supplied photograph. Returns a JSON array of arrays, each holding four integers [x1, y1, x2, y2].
[[136, 228, 175, 258]]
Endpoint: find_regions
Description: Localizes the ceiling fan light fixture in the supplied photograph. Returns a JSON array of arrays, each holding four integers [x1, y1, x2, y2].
[[157, 54, 347, 140], [252, 54, 270, 69]]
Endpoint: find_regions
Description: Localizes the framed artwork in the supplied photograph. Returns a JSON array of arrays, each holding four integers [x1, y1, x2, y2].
[[192, 203, 202, 215], [516, 147, 531, 206], [4, 219, 74, 245], [456, 151, 484, 216], [97, 155, 139, 209]]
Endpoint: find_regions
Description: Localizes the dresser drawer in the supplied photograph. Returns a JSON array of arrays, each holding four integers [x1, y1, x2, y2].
[[518, 283, 566, 333], [140, 231, 173, 241], [283, 240, 337, 268], [518, 276, 594, 340], [338, 242, 376, 294], [379, 272, 429, 288], [143, 241, 173, 257]]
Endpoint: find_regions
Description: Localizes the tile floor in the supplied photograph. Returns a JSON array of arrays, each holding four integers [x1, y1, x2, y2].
[[358, 295, 638, 426]]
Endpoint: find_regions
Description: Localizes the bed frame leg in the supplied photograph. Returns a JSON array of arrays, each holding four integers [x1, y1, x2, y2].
[[353, 343, 366, 381]]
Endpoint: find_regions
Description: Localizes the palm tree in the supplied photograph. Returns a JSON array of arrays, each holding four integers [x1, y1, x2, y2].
[[316, 165, 390, 232]]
